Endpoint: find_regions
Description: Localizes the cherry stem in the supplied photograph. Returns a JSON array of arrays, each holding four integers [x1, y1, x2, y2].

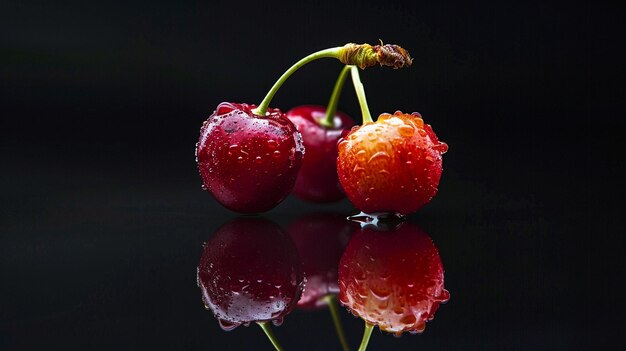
[[350, 66, 373, 124], [253, 47, 342, 116], [324, 295, 351, 351], [257, 321, 286, 351], [252, 43, 412, 116], [357, 322, 374, 351], [321, 65, 353, 128]]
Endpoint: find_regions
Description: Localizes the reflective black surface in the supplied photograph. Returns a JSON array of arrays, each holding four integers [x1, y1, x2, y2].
[[1, 0, 622, 350], [1, 162, 619, 349]]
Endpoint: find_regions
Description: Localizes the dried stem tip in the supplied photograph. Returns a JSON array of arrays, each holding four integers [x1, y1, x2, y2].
[[339, 43, 413, 69]]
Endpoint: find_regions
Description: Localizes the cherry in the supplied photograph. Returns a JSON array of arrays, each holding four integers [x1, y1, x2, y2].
[[337, 111, 448, 215], [286, 105, 355, 202], [196, 102, 304, 213], [338, 220, 449, 341], [197, 217, 304, 331], [287, 212, 352, 309]]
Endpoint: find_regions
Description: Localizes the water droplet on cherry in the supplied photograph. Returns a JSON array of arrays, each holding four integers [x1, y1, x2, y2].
[[433, 142, 449, 154], [398, 124, 415, 136], [218, 319, 240, 331]]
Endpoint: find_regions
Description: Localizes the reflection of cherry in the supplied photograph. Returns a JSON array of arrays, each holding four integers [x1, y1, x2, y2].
[[287, 213, 352, 309], [197, 217, 304, 331], [339, 221, 449, 341], [288, 212, 353, 351]]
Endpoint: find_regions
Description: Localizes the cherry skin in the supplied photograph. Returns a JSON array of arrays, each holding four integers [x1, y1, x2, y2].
[[196, 102, 304, 213], [337, 111, 448, 215], [338, 221, 449, 335], [287, 212, 352, 309], [197, 217, 304, 330], [286, 105, 355, 202]]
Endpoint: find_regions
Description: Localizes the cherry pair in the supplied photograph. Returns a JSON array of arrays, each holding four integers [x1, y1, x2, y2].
[[196, 42, 447, 216]]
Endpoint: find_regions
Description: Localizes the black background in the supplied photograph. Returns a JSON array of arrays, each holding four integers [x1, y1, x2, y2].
[[1, 0, 623, 350]]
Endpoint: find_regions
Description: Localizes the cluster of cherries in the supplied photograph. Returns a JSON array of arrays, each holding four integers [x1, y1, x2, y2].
[[197, 214, 449, 351], [195, 42, 449, 350], [196, 42, 448, 216]]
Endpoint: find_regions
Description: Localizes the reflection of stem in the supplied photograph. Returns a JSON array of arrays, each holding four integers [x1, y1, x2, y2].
[[357, 322, 374, 351], [324, 295, 351, 351], [257, 322, 285, 351]]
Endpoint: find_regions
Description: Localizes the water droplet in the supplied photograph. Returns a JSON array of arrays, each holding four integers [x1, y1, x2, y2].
[[433, 142, 449, 154], [356, 150, 367, 162], [413, 117, 424, 128], [272, 150, 281, 158], [438, 289, 451, 303], [368, 151, 390, 164], [294, 131, 305, 155], [388, 117, 404, 126], [398, 124, 415, 136], [272, 317, 284, 326], [228, 144, 239, 155], [218, 319, 240, 331], [378, 113, 392, 121], [370, 286, 391, 300], [237, 156, 244, 162], [338, 140, 348, 152], [353, 164, 365, 174], [255, 156, 263, 164], [267, 139, 277, 149]]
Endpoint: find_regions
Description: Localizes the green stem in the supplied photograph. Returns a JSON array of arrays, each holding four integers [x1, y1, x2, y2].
[[257, 322, 285, 351], [321, 65, 353, 128], [324, 295, 351, 351], [253, 47, 342, 116], [350, 66, 373, 124], [357, 322, 374, 351]]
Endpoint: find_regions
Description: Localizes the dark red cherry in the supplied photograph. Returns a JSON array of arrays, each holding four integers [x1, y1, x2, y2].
[[197, 217, 304, 330], [287, 212, 352, 309], [286, 105, 355, 202], [338, 220, 449, 336], [196, 102, 304, 213]]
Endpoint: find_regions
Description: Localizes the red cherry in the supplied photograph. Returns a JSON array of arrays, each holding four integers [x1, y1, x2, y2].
[[196, 102, 304, 213], [287, 212, 352, 309], [338, 221, 449, 336], [337, 111, 448, 215], [286, 105, 355, 202], [197, 217, 304, 330]]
